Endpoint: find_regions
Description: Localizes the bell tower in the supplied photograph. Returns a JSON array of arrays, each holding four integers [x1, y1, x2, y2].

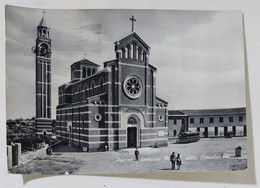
[[32, 10, 52, 139]]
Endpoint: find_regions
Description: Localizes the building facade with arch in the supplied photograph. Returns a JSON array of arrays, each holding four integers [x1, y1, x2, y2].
[[56, 32, 168, 152]]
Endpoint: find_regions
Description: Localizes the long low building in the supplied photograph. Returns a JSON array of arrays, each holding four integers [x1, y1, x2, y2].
[[168, 107, 246, 138]]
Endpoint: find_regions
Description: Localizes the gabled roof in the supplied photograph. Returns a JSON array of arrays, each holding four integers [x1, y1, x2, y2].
[[38, 16, 48, 28], [116, 32, 150, 50], [70, 58, 100, 68], [156, 96, 168, 104]]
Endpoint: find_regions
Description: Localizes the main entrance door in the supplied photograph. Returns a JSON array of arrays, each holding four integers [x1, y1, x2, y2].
[[127, 127, 137, 148]]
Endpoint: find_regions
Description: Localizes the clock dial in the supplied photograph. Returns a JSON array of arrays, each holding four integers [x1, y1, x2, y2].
[[39, 43, 49, 57]]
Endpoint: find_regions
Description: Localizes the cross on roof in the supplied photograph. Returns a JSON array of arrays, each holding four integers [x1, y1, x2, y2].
[[84, 53, 86, 59], [129, 15, 136, 32], [42, 10, 46, 17]]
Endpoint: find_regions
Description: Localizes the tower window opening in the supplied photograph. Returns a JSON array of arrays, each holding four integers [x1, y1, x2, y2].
[[87, 68, 91, 77], [143, 52, 147, 63], [83, 67, 87, 78], [137, 47, 142, 61], [127, 45, 131, 58], [132, 42, 137, 59], [121, 48, 126, 59]]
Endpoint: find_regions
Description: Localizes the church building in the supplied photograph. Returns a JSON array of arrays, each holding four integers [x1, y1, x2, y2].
[[56, 16, 168, 152]]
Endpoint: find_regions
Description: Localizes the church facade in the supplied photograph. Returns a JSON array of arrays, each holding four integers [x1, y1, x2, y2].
[[56, 31, 168, 151]]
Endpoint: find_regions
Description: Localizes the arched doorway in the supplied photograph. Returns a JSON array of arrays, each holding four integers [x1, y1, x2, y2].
[[123, 108, 144, 148], [173, 130, 177, 136], [127, 117, 138, 148]]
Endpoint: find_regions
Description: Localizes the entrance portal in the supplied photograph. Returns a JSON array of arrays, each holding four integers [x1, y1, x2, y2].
[[127, 127, 137, 148]]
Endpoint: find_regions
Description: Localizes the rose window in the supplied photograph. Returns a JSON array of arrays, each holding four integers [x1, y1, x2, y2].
[[123, 76, 143, 99]]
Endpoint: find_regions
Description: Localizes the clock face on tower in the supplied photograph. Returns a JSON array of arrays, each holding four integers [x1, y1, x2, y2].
[[123, 75, 143, 99], [39, 43, 49, 57]]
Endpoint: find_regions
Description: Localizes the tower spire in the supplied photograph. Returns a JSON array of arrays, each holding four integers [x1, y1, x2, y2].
[[38, 10, 48, 27]]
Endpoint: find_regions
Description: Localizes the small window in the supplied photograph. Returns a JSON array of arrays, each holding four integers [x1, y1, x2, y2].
[[239, 116, 243, 122], [128, 117, 137, 125], [200, 118, 204, 124], [209, 117, 214, 123], [94, 113, 102, 122], [229, 117, 233, 123], [190, 118, 194, 124], [174, 119, 177, 124], [158, 115, 164, 122], [219, 117, 223, 123]]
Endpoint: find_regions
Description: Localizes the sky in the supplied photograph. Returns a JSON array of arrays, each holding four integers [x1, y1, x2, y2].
[[5, 6, 246, 119]]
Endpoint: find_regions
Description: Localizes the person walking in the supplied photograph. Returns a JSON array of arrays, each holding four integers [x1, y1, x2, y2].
[[135, 148, 140, 161], [104, 141, 108, 151], [176, 153, 182, 170], [170, 152, 176, 170]]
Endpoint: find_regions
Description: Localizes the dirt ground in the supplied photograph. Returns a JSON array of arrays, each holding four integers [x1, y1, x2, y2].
[[9, 137, 247, 174]]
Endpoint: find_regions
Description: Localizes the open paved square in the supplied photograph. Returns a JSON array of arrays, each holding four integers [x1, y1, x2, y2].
[[10, 137, 247, 174]]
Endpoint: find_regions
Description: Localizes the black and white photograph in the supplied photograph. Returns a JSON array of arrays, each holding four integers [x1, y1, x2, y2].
[[6, 6, 247, 175]]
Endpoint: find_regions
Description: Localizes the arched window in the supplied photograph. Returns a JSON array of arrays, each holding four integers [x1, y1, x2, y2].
[[128, 117, 137, 125], [99, 77, 104, 93], [132, 42, 137, 59], [43, 29, 46, 38], [143, 52, 147, 63], [92, 69, 96, 75], [77, 85, 81, 102], [87, 68, 91, 77], [91, 80, 95, 96], [72, 87, 76, 102], [82, 67, 87, 78], [137, 47, 142, 61], [84, 83, 88, 99], [38, 29, 41, 37], [127, 45, 131, 58], [121, 48, 126, 59]]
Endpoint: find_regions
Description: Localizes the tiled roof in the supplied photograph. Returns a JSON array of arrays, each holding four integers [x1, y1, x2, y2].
[[168, 110, 186, 116], [180, 107, 246, 116], [71, 58, 99, 67]]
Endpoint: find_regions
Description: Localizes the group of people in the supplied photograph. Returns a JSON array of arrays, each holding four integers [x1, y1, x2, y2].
[[170, 152, 182, 170]]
